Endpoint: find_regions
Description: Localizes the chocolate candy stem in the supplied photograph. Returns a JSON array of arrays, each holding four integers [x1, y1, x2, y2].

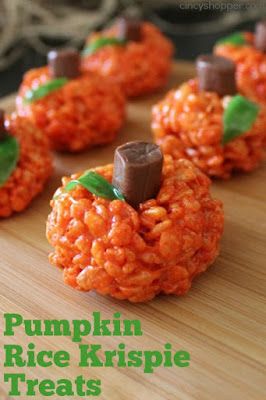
[[196, 54, 237, 96], [116, 16, 142, 42], [0, 109, 7, 141], [255, 21, 266, 52], [48, 48, 80, 79], [112, 141, 163, 209]]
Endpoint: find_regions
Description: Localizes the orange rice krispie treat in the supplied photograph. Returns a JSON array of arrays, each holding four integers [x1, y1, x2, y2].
[[16, 49, 126, 152], [152, 55, 266, 179], [214, 21, 266, 105], [0, 110, 52, 218], [81, 16, 174, 98], [47, 141, 224, 302]]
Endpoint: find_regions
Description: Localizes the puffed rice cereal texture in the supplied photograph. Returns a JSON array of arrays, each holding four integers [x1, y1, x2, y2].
[[152, 79, 266, 178], [215, 32, 266, 105], [0, 114, 52, 218], [16, 68, 126, 152], [82, 22, 174, 98], [46, 155, 224, 302]]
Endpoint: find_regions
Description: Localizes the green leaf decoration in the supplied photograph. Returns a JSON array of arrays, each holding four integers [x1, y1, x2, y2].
[[24, 77, 68, 103], [222, 95, 259, 145], [0, 135, 20, 187], [64, 171, 125, 201], [216, 32, 246, 46], [82, 37, 127, 56]]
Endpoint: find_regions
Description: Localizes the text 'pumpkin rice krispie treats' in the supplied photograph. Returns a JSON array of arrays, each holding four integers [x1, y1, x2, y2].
[[214, 20, 266, 105], [16, 49, 126, 153], [152, 55, 266, 179], [0, 110, 52, 218], [47, 141, 224, 303], [82, 15, 174, 98]]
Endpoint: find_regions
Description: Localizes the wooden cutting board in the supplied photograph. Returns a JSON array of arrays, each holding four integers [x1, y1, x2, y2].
[[0, 62, 265, 400]]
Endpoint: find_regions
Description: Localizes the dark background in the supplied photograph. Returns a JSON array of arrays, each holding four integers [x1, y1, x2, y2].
[[0, 0, 265, 97]]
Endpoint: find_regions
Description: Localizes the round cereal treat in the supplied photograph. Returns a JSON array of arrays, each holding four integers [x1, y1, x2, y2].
[[46, 142, 224, 303], [0, 111, 52, 218], [81, 17, 174, 98], [214, 25, 266, 105], [152, 55, 266, 179], [16, 49, 126, 152]]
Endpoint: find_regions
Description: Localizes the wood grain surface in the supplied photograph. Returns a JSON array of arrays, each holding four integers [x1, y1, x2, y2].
[[0, 62, 265, 400]]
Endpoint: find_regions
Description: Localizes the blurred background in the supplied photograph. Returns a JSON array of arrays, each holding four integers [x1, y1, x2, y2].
[[0, 0, 266, 96]]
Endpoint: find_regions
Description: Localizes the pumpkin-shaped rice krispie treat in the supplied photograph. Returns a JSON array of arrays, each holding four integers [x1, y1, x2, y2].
[[16, 49, 126, 152], [0, 110, 52, 218], [82, 16, 174, 98], [152, 55, 266, 179], [47, 141, 224, 302], [214, 21, 266, 105]]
